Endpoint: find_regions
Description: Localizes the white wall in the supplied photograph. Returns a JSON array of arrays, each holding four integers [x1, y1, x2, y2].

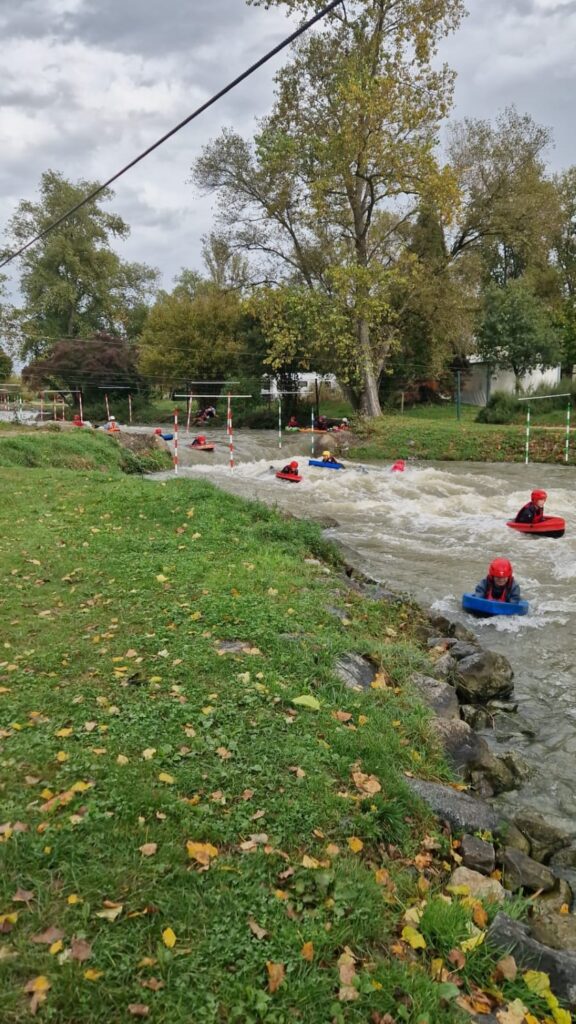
[[461, 364, 562, 406]]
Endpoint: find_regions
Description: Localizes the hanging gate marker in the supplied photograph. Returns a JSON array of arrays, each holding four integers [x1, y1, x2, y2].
[[173, 393, 252, 471], [78, 390, 84, 423], [173, 408, 179, 475], [518, 394, 572, 465], [104, 392, 111, 420], [128, 393, 133, 425]]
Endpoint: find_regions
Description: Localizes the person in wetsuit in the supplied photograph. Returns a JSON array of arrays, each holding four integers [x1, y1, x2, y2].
[[515, 489, 547, 524], [474, 558, 521, 603]]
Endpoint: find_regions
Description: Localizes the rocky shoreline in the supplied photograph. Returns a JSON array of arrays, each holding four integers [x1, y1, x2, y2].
[[332, 562, 576, 1010]]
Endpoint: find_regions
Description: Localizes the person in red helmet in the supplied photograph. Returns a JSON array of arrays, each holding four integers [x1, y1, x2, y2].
[[515, 489, 548, 524], [190, 435, 208, 448], [474, 558, 521, 603], [281, 460, 300, 477]]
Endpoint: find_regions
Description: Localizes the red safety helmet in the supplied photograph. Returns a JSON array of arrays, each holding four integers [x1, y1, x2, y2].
[[198, 435, 206, 443], [488, 558, 513, 578], [531, 489, 547, 502], [290, 460, 298, 469]]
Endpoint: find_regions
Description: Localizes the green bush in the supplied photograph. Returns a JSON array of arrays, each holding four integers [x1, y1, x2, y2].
[[476, 391, 521, 424]]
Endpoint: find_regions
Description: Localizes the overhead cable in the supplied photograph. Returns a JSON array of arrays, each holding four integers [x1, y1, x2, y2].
[[0, 0, 343, 270]]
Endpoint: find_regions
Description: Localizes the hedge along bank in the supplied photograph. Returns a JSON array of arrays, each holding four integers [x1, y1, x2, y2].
[[0, 466, 573, 1022]]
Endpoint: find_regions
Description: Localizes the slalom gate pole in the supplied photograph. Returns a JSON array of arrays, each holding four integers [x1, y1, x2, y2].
[[227, 393, 234, 470], [186, 397, 192, 434], [173, 409, 179, 475], [311, 408, 315, 456], [128, 393, 132, 425], [104, 392, 110, 420], [524, 405, 531, 466], [40, 392, 44, 421], [565, 401, 571, 464], [52, 395, 56, 421], [61, 400, 66, 422], [278, 398, 282, 449], [78, 392, 83, 423]]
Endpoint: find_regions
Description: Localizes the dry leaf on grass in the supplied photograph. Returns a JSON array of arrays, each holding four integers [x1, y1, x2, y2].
[[247, 917, 268, 940], [31, 926, 64, 945], [266, 961, 285, 993], [70, 938, 92, 962], [300, 941, 314, 961], [139, 843, 157, 857], [128, 1004, 150, 1017]]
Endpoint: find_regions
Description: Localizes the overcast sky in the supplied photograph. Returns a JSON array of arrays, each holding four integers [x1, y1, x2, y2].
[[1, 0, 576, 298]]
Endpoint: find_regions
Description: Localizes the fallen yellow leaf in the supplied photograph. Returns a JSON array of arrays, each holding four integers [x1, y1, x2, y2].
[[157, 772, 175, 785], [301, 941, 314, 961], [402, 925, 427, 950], [347, 837, 363, 854], [162, 927, 176, 949]]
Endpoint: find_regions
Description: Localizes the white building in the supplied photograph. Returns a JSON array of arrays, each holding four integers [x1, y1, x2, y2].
[[460, 358, 562, 406]]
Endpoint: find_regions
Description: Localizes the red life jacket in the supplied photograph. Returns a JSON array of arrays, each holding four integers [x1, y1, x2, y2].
[[486, 577, 514, 602]]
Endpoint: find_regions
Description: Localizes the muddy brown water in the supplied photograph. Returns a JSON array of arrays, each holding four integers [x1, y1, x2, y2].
[[144, 426, 576, 832]]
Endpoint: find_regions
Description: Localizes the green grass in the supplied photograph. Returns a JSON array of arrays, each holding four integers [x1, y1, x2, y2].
[[349, 414, 576, 465], [0, 431, 170, 474], [0, 464, 566, 1022]]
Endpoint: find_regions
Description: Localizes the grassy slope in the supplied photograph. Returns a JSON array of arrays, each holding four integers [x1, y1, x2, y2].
[[0, 431, 170, 474], [0, 456, 560, 1022], [349, 412, 576, 465]]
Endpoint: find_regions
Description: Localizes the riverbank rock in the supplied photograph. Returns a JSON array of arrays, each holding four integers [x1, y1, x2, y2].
[[334, 653, 377, 690], [501, 848, 556, 892], [405, 778, 503, 834], [448, 866, 506, 903], [460, 705, 493, 730], [455, 650, 514, 703], [426, 612, 477, 643], [487, 913, 576, 1008], [409, 673, 460, 720], [460, 834, 496, 875], [513, 809, 575, 864], [531, 909, 576, 952], [431, 719, 526, 795]]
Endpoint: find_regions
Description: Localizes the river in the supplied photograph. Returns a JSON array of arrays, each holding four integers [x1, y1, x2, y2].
[[148, 426, 576, 831]]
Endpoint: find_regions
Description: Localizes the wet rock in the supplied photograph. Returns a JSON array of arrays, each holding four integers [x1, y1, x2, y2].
[[535, 878, 574, 916], [404, 778, 503, 834], [449, 641, 481, 661], [334, 653, 376, 690], [513, 809, 575, 864], [452, 622, 480, 643], [426, 611, 455, 636], [449, 866, 506, 903], [501, 848, 556, 892], [455, 651, 514, 703], [497, 750, 531, 784], [460, 705, 493, 730], [551, 843, 576, 870], [409, 673, 460, 720], [460, 834, 496, 875], [493, 711, 536, 740], [487, 913, 576, 1008], [314, 515, 340, 528], [530, 911, 576, 952], [216, 640, 259, 655]]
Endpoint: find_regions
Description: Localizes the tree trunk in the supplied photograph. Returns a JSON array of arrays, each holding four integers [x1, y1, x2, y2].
[[357, 316, 382, 417]]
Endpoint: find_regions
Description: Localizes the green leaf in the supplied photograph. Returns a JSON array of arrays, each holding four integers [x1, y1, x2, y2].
[[291, 695, 321, 711]]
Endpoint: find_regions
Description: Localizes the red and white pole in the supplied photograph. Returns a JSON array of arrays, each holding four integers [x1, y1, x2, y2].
[[186, 396, 192, 434], [61, 400, 66, 421], [78, 391, 84, 423], [104, 392, 110, 420], [128, 393, 133, 424], [52, 395, 57, 421], [173, 408, 179, 475], [227, 393, 234, 470]]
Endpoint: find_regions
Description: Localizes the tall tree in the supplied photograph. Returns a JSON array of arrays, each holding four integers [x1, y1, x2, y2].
[[4, 170, 159, 359], [22, 334, 148, 404], [477, 281, 562, 393], [194, 0, 464, 416], [551, 167, 576, 373], [138, 278, 245, 387]]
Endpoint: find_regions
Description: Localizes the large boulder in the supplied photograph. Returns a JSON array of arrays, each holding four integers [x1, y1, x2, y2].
[[501, 848, 556, 893], [404, 778, 504, 834], [409, 673, 460, 720], [487, 913, 576, 1008], [513, 809, 575, 864], [455, 650, 514, 702], [431, 720, 522, 795]]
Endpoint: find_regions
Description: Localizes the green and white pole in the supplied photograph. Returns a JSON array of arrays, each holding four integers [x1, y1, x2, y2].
[[565, 401, 571, 465], [524, 404, 531, 466], [278, 397, 282, 449]]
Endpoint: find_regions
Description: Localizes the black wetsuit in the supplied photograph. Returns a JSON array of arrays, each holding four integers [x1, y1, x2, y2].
[[515, 502, 544, 524]]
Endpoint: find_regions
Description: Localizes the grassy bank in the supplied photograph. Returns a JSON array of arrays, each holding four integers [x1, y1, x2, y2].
[[0, 430, 171, 474], [0, 468, 563, 1022], [349, 413, 576, 465]]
